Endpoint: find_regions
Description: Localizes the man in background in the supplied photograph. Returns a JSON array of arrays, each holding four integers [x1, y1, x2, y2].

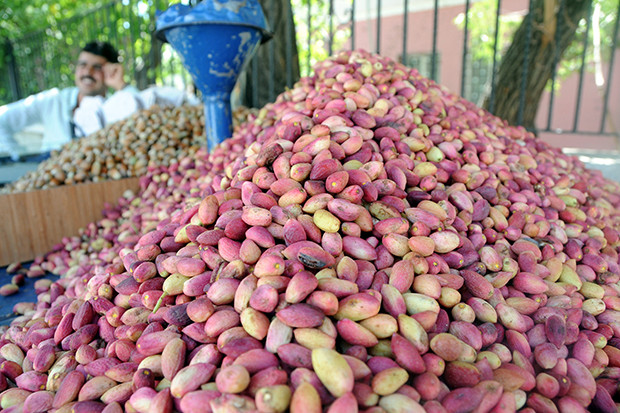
[[0, 41, 140, 161]]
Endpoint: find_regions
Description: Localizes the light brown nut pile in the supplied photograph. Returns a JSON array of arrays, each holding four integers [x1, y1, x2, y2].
[[1, 105, 257, 194]]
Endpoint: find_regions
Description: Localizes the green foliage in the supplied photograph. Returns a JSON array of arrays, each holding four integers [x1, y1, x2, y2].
[[290, 0, 351, 77], [454, 0, 619, 89], [453, 1, 520, 63], [0, 0, 193, 105], [1, 1, 107, 104], [0, 1, 104, 40], [0, 0, 104, 102], [561, 1, 619, 77]]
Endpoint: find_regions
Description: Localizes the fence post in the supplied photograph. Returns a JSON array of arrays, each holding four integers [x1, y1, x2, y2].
[[148, 32, 163, 86], [4, 40, 22, 101]]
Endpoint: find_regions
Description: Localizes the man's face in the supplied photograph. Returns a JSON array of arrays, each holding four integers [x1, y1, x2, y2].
[[75, 51, 108, 97]]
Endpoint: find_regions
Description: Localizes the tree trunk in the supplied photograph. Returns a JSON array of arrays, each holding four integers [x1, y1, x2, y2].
[[240, 0, 300, 108], [484, 0, 592, 130]]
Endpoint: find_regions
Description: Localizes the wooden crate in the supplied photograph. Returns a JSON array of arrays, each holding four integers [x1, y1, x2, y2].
[[0, 178, 140, 266]]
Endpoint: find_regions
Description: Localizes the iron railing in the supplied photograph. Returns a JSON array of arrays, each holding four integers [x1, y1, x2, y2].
[[2, 0, 619, 141]]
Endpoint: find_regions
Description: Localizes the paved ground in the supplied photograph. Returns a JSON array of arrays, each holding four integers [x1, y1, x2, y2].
[[565, 149, 620, 183]]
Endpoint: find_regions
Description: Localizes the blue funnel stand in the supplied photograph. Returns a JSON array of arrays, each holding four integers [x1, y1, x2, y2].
[[161, 24, 263, 149], [155, 1, 271, 150], [204, 93, 232, 150]]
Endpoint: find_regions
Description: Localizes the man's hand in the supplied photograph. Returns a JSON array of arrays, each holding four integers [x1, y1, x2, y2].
[[103, 63, 127, 92]]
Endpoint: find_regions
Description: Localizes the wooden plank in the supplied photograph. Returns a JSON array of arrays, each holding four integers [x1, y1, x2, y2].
[[0, 178, 140, 266]]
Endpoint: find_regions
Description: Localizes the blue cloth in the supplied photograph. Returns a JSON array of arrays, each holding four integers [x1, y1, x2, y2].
[[0, 263, 59, 326], [22, 152, 52, 163]]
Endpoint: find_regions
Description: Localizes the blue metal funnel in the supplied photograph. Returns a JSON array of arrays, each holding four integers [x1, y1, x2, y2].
[[155, 1, 270, 149]]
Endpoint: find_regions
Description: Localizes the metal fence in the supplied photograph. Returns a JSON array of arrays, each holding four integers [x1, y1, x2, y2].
[[2, 0, 619, 142]]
